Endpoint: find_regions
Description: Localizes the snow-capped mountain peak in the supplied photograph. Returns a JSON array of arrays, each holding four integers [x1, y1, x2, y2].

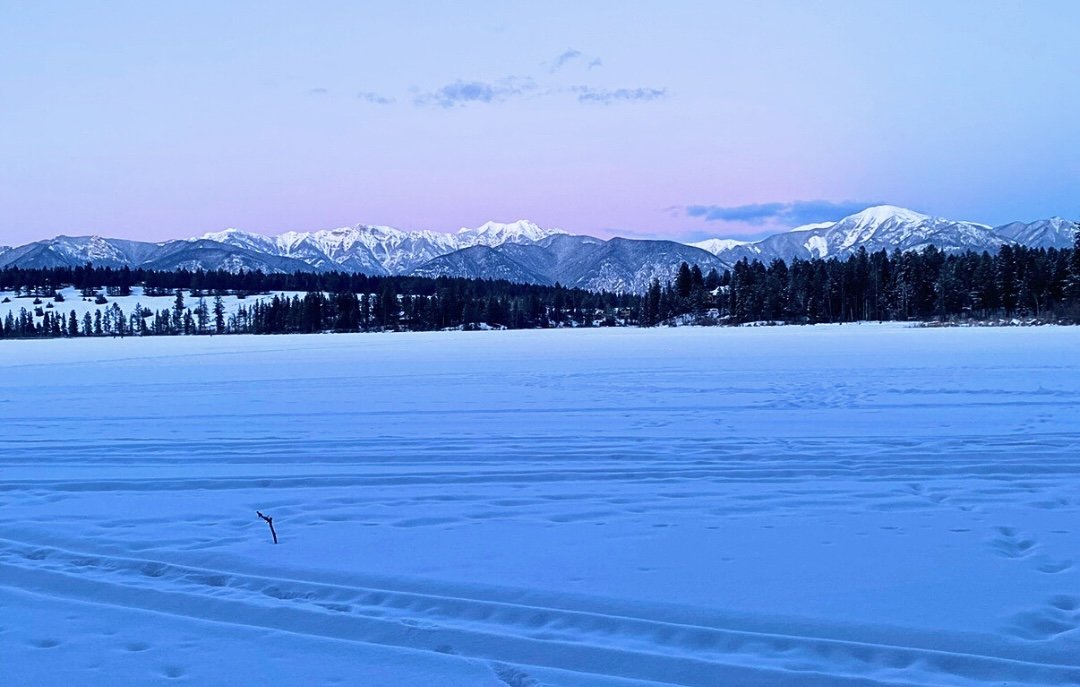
[[826, 205, 991, 253], [846, 205, 930, 228], [50, 235, 132, 263], [702, 204, 1008, 265], [457, 220, 567, 245], [3, 205, 1073, 291], [199, 228, 278, 255], [833, 206, 931, 251], [689, 238, 750, 255], [202, 228, 249, 241], [192, 220, 570, 275]]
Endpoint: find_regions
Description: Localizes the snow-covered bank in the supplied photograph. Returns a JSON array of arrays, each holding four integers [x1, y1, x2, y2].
[[3, 326, 1080, 685]]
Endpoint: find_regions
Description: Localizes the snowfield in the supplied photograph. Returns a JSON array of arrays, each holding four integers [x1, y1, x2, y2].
[[3, 325, 1080, 686], [0, 287, 307, 324]]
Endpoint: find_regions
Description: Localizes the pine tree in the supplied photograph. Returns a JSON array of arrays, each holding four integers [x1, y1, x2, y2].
[[643, 278, 662, 326], [195, 297, 209, 334], [213, 295, 226, 334], [172, 288, 185, 331], [704, 268, 720, 291], [111, 303, 126, 337], [675, 262, 693, 299]]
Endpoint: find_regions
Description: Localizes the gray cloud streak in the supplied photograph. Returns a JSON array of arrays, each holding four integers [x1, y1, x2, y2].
[[575, 87, 667, 104], [413, 77, 537, 108], [357, 91, 394, 105], [685, 200, 878, 226]]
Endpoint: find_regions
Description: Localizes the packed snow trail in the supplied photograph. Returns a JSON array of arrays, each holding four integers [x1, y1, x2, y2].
[[2, 326, 1080, 685]]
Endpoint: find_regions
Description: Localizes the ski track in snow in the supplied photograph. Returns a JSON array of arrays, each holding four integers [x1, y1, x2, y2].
[[2, 325, 1080, 686]]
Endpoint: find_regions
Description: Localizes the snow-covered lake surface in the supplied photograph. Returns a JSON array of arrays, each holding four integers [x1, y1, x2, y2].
[[3, 325, 1080, 686]]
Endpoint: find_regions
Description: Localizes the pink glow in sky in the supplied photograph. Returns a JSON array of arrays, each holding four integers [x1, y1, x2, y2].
[[2, 1, 1079, 246]]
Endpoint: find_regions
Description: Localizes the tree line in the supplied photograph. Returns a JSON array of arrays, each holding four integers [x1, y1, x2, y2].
[[1, 226, 1078, 339], [645, 236, 1080, 326], [0, 269, 637, 338]]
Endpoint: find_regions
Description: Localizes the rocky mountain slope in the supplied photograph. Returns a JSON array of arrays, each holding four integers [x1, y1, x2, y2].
[[2, 207, 1074, 292]]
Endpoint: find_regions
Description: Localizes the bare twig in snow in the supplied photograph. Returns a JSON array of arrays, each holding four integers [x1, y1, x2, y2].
[[256, 511, 278, 544]]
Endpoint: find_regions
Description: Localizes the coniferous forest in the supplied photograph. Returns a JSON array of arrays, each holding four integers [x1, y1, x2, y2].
[[1, 230, 1079, 339]]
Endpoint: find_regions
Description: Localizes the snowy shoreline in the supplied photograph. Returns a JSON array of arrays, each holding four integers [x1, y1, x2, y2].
[[2, 286, 1074, 341]]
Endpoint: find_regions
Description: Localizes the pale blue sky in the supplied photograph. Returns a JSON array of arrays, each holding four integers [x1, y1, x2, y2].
[[2, 1, 1078, 244]]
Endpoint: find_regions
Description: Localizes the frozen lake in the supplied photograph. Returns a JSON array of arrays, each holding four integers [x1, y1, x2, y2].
[[3, 325, 1080, 686]]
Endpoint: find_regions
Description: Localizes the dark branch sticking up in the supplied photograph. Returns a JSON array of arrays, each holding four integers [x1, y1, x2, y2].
[[257, 511, 278, 544]]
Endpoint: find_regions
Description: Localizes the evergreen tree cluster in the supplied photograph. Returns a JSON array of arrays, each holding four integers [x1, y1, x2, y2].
[[712, 239, 1080, 324], [0, 268, 636, 338], [1, 225, 1078, 339]]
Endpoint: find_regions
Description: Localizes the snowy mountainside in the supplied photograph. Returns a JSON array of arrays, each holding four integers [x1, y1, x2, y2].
[[552, 238, 726, 293], [409, 245, 553, 284], [140, 239, 319, 274], [200, 228, 279, 255], [409, 236, 726, 293], [330, 226, 454, 274], [689, 238, 749, 255], [0, 221, 568, 277], [993, 217, 1077, 249], [822, 206, 996, 253], [406, 235, 602, 287], [706, 205, 1010, 264], [0, 235, 150, 269], [3, 206, 1075, 292], [201, 220, 566, 276]]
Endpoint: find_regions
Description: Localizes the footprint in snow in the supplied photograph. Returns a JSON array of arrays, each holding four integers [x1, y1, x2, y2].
[[988, 526, 1037, 559], [491, 663, 540, 687]]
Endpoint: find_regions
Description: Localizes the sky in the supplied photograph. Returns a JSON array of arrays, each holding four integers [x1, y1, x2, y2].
[[2, 0, 1079, 245]]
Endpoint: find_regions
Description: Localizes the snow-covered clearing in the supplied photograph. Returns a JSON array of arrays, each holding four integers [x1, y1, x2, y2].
[[2, 325, 1080, 686], [0, 286, 305, 322]]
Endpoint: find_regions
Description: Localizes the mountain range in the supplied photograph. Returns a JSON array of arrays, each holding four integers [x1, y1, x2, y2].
[[1, 206, 1074, 293]]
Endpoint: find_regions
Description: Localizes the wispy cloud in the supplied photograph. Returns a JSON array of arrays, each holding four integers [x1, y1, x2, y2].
[[685, 200, 876, 227], [405, 50, 663, 109], [551, 49, 583, 71], [575, 87, 667, 104], [302, 49, 657, 112], [605, 225, 763, 243], [357, 91, 394, 105], [548, 48, 603, 72], [414, 77, 537, 108]]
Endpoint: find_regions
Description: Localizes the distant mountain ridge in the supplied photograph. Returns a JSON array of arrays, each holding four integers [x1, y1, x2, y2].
[[1, 207, 1075, 293], [696, 206, 1017, 265], [991, 217, 1077, 249]]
